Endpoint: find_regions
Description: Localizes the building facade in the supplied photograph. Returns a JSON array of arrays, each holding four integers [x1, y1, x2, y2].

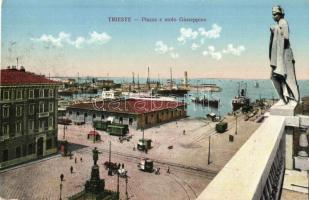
[[66, 98, 187, 129], [0, 67, 61, 169]]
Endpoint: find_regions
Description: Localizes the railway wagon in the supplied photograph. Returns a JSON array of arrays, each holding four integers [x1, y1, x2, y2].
[[215, 122, 228, 133], [107, 124, 129, 136], [93, 120, 111, 131]]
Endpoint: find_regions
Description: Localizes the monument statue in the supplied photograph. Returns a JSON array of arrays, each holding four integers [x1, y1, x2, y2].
[[92, 147, 99, 165], [269, 5, 299, 105]]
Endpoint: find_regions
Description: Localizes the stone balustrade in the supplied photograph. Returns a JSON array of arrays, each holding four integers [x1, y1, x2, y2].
[[196, 102, 309, 200]]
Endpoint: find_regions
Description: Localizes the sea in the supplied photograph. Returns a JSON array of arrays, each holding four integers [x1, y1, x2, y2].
[[62, 77, 309, 119]]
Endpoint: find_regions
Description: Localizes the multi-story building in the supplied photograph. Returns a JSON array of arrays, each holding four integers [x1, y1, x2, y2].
[[0, 66, 61, 169]]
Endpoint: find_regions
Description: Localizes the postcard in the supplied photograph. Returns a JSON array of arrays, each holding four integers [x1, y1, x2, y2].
[[1, 1, 309, 200]]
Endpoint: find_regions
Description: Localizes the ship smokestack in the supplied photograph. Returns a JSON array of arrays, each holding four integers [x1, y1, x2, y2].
[[184, 71, 188, 87]]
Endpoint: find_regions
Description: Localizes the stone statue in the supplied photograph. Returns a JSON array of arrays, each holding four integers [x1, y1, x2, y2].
[[269, 5, 299, 105], [92, 147, 99, 165]]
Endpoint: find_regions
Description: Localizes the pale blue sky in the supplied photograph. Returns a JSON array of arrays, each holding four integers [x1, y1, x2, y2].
[[1, 0, 309, 79]]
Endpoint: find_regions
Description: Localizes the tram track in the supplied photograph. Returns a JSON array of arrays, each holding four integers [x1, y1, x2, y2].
[[76, 147, 218, 179]]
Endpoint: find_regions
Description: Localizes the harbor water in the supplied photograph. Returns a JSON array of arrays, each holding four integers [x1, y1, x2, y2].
[[62, 78, 309, 119]]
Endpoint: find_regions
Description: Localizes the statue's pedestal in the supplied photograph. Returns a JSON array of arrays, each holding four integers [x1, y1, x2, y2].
[[270, 101, 297, 170], [69, 148, 118, 200], [85, 165, 105, 196], [270, 101, 297, 116]]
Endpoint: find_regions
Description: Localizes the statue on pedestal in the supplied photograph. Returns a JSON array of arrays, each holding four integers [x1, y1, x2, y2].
[[92, 147, 99, 166], [269, 5, 300, 105]]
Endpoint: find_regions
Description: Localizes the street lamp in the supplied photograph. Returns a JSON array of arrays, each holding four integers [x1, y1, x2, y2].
[[59, 182, 63, 200], [125, 175, 128, 200], [108, 141, 112, 176], [207, 135, 211, 165], [235, 114, 238, 135], [117, 171, 120, 200], [63, 124, 66, 140], [92, 118, 96, 143]]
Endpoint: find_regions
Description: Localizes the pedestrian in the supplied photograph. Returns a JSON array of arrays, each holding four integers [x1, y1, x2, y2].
[[122, 163, 124, 169], [183, 129, 186, 135], [75, 157, 77, 163], [167, 166, 170, 174], [145, 148, 148, 154], [70, 166, 73, 174], [60, 174, 64, 182], [80, 157, 83, 162]]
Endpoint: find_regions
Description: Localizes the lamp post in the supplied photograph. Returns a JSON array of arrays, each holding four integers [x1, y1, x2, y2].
[[108, 141, 112, 176], [59, 181, 63, 200], [117, 171, 120, 200], [92, 119, 96, 143], [63, 124, 66, 140], [235, 114, 238, 135], [207, 135, 211, 165], [125, 175, 128, 200]]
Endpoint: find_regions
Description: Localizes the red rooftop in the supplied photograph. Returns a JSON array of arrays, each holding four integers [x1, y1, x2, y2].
[[1, 67, 60, 85], [69, 99, 186, 114]]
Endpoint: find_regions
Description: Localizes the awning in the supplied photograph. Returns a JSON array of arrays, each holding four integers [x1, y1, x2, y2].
[[88, 130, 100, 136]]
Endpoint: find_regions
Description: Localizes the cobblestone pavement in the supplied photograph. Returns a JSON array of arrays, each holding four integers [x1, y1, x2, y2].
[[0, 115, 262, 200]]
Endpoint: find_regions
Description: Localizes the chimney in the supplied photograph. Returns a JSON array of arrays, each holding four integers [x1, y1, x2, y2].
[[12, 65, 17, 70], [7, 66, 11, 69]]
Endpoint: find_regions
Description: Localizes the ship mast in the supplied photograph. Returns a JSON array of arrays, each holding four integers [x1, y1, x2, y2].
[[147, 66, 150, 90], [170, 67, 173, 90]]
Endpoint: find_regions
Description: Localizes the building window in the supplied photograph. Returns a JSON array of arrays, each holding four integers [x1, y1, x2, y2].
[[39, 102, 44, 113], [76, 112, 80, 116], [22, 145, 27, 156], [16, 122, 22, 134], [101, 114, 105, 119], [129, 118, 133, 125], [49, 102, 54, 112], [46, 139, 52, 150], [16, 90, 23, 99], [49, 89, 54, 97], [16, 146, 21, 158], [28, 143, 35, 155], [69, 111, 72, 115], [93, 113, 96, 118], [2, 106, 10, 118], [39, 89, 44, 98], [39, 120, 47, 131], [3, 91, 10, 100], [2, 150, 9, 162], [29, 104, 35, 115], [16, 105, 23, 117], [48, 117, 53, 128], [28, 120, 34, 132], [1, 124, 9, 137], [29, 90, 34, 99]]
